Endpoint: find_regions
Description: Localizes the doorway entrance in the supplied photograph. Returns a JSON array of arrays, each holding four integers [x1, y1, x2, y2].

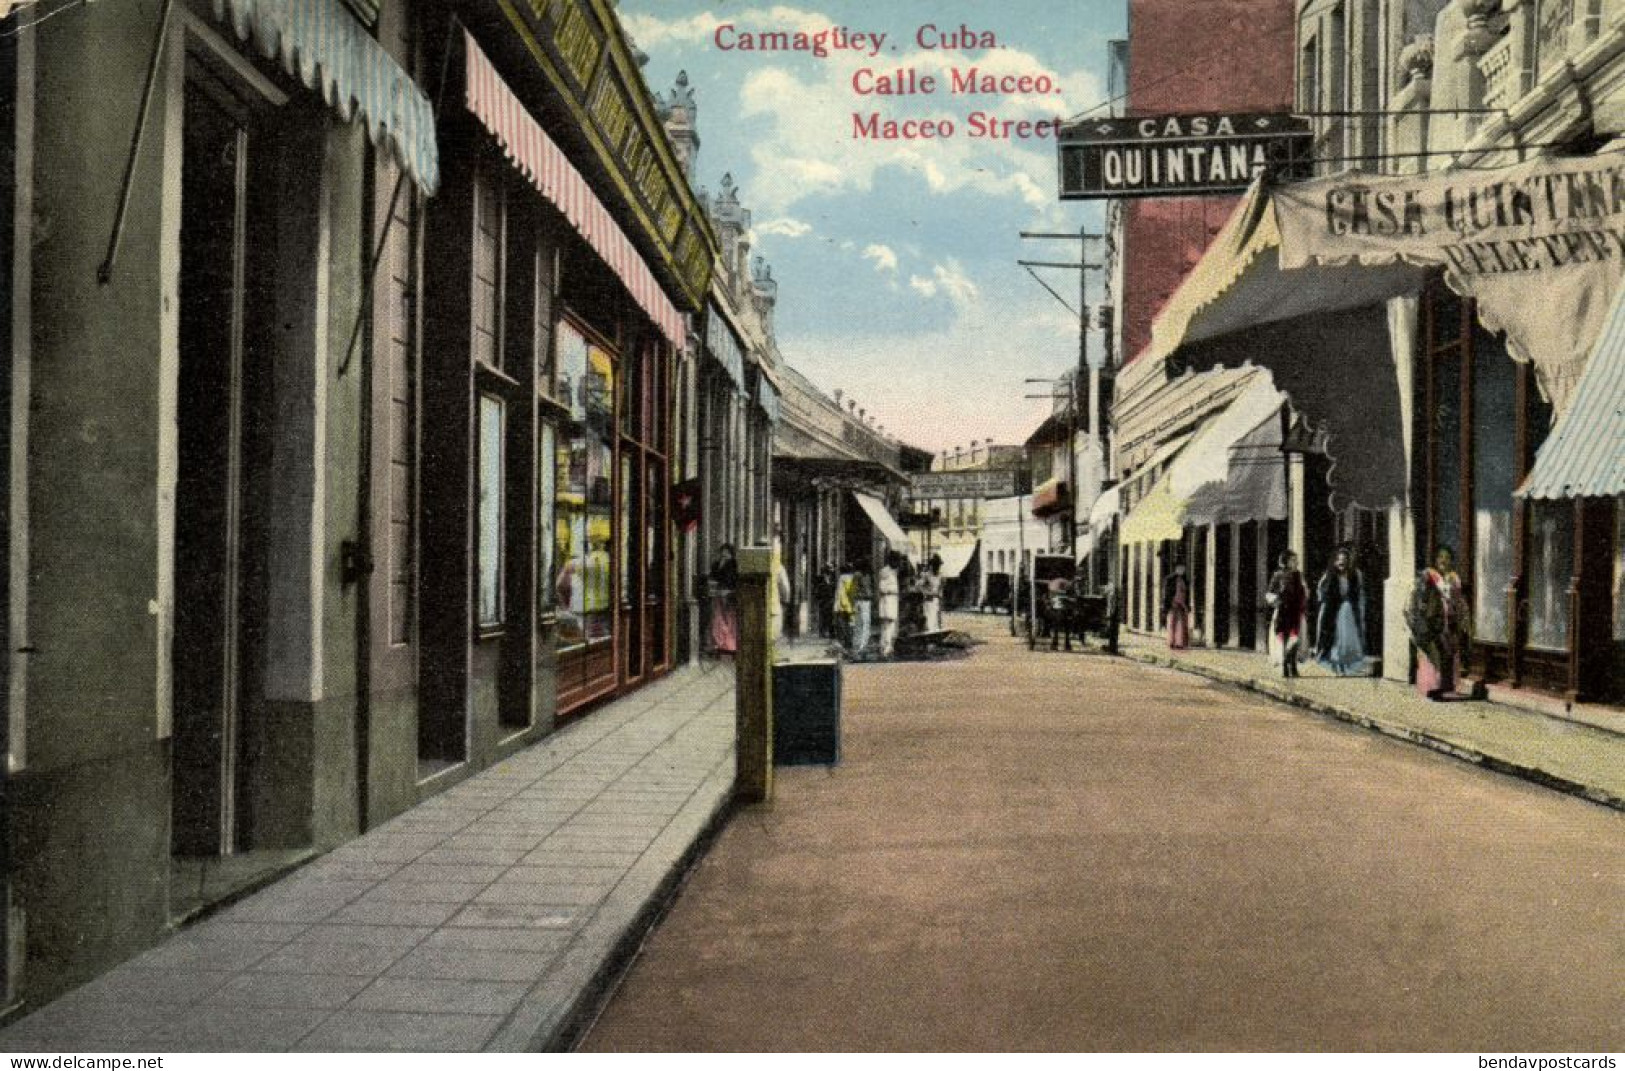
[[169, 68, 290, 913]]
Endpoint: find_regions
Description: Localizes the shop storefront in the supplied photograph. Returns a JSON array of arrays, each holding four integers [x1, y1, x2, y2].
[[549, 317, 672, 712], [1128, 154, 1625, 701], [416, 30, 701, 751]]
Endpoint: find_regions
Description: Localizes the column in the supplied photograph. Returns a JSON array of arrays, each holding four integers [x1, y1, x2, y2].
[[1203, 524, 1218, 648], [734, 546, 774, 803]]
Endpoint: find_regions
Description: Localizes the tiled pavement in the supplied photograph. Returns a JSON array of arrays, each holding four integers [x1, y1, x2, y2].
[[1106, 631, 1625, 812], [0, 664, 736, 1053]]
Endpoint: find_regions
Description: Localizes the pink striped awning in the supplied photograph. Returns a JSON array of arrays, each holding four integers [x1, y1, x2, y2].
[[463, 30, 686, 347]]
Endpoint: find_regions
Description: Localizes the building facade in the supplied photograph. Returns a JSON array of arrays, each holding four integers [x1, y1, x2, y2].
[[1099, 0, 1302, 648], [907, 442, 1025, 608], [0, 0, 765, 1013], [1104, 0, 1625, 704]]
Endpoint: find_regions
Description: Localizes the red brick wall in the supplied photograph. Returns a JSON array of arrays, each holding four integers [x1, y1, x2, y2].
[[1120, 0, 1297, 365]]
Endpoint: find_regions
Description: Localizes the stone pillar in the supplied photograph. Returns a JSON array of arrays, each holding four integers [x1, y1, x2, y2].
[[734, 546, 774, 804], [1288, 454, 1307, 565], [1385, 296, 1422, 682], [1203, 524, 1218, 648]]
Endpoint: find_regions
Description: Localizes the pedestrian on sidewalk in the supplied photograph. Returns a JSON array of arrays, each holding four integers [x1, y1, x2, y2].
[[877, 552, 901, 657], [920, 554, 944, 633], [1162, 561, 1191, 651], [1407, 544, 1472, 701], [1315, 544, 1367, 676], [708, 544, 739, 656], [1266, 551, 1308, 678], [814, 563, 838, 638], [853, 560, 875, 656], [834, 562, 857, 652], [769, 529, 791, 642]]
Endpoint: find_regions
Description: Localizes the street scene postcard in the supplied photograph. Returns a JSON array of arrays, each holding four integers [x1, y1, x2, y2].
[[0, 0, 1621, 1057]]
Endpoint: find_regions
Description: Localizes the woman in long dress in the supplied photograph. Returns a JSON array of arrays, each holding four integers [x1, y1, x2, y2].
[[1407, 545, 1471, 701], [1266, 551, 1308, 678], [1315, 545, 1367, 676], [708, 544, 738, 656], [1162, 563, 1191, 650]]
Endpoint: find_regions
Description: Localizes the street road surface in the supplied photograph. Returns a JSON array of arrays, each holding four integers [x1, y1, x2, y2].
[[582, 614, 1625, 1051]]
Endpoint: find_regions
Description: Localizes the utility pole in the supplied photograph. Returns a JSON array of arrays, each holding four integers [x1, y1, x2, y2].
[[1019, 229, 1103, 560]]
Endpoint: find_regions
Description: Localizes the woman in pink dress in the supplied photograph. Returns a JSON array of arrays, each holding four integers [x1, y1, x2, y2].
[[1162, 562, 1191, 650], [708, 544, 739, 656], [1407, 545, 1471, 700], [1266, 552, 1308, 678]]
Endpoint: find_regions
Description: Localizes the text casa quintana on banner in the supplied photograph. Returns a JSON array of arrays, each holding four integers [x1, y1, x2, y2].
[[1271, 154, 1625, 413]]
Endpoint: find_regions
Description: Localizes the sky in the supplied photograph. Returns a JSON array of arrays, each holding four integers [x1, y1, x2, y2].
[[620, 1, 1128, 454]]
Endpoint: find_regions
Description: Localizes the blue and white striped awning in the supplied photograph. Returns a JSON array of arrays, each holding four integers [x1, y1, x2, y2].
[[705, 303, 746, 389], [1520, 284, 1625, 500], [213, 0, 439, 194]]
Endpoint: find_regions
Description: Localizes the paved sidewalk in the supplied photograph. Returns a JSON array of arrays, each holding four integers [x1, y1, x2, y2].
[[0, 664, 736, 1053], [1108, 633, 1625, 811]]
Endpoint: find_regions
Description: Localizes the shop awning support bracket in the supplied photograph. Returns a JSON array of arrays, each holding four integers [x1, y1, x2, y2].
[[97, 0, 175, 286]]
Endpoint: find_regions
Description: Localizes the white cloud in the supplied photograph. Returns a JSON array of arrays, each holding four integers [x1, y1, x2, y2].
[[756, 217, 814, 239], [909, 259, 979, 309], [862, 243, 898, 273]]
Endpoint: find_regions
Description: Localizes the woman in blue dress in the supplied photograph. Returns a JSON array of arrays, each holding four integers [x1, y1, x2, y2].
[[1315, 544, 1367, 676]]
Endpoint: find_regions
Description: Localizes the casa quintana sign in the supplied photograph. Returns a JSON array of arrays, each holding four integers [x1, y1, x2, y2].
[[1057, 112, 1313, 200]]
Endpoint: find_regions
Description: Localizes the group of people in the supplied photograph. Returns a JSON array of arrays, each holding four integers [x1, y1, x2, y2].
[[1254, 546, 1368, 678], [822, 552, 944, 659], [707, 545, 944, 661], [1162, 542, 1472, 700], [1156, 544, 1368, 677]]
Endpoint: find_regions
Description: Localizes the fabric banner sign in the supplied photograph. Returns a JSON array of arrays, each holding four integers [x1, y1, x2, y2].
[[1272, 154, 1625, 413]]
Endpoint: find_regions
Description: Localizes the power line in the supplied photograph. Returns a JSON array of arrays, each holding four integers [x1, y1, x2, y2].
[[0, 0, 87, 38]]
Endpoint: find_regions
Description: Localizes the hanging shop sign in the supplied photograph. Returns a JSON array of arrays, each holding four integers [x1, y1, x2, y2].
[[1271, 153, 1625, 413], [1057, 112, 1311, 200], [908, 469, 1020, 501]]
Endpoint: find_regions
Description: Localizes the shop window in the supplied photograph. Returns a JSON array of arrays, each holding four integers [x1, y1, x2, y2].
[[472, 168, 503, 370], [477, 393, 505, 629], [554, 318, 616, 656], [1527, 500, 1573, 651], [1472, 338, 1517, 643]]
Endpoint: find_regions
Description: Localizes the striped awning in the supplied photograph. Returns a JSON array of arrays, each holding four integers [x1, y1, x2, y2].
[[213, 0, 439, 194], [463, 31, 686, 348], [1520, 283, 1625, 499], [705, 303, 745, 389]]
